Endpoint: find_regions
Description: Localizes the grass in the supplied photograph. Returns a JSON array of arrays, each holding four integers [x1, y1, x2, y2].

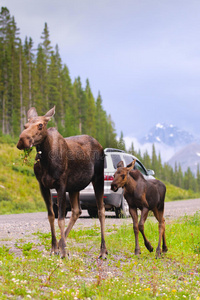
[[0, 212, 199, 299], [0, 140, 200, 215], [164, 182, 200, 202], [0, 142, 45, 214]]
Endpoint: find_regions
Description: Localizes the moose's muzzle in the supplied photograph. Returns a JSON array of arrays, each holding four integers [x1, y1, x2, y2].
[[17, 136, 33, 150]]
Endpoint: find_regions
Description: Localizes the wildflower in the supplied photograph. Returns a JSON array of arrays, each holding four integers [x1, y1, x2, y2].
[[172, 289, 176, 293]]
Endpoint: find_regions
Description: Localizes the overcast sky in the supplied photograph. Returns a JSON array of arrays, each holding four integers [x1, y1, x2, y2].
[[2, 0, 200, 140]]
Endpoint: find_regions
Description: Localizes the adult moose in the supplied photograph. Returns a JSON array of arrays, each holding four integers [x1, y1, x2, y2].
[[111, 160, 168, 258], [17, 106, 107, 259]]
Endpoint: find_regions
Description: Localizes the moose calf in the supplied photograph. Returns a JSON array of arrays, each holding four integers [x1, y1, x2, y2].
[[111, 160, 168, 257]]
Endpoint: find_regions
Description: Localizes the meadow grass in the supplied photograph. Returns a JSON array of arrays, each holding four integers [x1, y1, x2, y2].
[[0, 212, 199, 299], [0, 143, 45, 214]]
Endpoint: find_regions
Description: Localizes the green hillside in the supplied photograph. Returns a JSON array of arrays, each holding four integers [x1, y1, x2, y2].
[[0, 141, 199, 215]]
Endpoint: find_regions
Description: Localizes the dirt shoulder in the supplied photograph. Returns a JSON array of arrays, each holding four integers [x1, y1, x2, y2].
[[0, 198, 200, 254]]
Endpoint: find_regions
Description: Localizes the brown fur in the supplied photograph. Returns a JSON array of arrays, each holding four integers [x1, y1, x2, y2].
[[17, 107, 107, 259], [111, 160, 168, 257]]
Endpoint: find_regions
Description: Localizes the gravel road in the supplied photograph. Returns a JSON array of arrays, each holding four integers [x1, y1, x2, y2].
[[0, 198, 200, 254]]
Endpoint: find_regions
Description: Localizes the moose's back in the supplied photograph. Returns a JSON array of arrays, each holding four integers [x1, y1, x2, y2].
[[63, 135, 104, 192], [146, 179, 166, 211]]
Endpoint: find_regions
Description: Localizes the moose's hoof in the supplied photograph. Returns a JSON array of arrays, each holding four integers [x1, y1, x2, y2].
[[50, 249, 59, 256], [135, 249, 141, 255], [162, 246, 168, 253], [58, 239, 68, 259], [156, 248, 162, 258], [98, 249, 108, 260], [146, 242, 153, 252]]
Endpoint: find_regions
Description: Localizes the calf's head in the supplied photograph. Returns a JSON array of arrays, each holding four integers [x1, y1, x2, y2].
[[17, 106, 55, 150], [111, 159, 136, 192]]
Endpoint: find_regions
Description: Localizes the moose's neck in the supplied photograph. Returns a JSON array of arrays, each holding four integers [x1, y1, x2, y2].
[[35, 129, 68, 164], [124, 174, 137, 194]]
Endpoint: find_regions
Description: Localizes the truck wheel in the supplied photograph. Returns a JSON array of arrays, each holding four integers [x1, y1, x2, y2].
[[53, 203, 68, 218], [53, 203, 58, 218], [88, 208, 98, 218], [115, 197, 130, 218]]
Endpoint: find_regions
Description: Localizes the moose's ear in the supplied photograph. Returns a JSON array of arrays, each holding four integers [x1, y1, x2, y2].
[[27, 107, 38, 121], [127, 159, 136, 171], [44, 106, 55, 121], [117, 161, 124, 168]]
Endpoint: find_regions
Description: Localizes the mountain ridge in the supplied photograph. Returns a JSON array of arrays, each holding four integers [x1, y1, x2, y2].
[[140, 123, 198, 147]]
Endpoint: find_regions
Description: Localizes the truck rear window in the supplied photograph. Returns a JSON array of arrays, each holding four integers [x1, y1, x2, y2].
[[111, 154, 122, 169]]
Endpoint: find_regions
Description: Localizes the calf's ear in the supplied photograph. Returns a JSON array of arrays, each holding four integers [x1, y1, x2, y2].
[[27, 107, 38, 121], [117, 161, 124, 168], [126, 159, 136, 172]]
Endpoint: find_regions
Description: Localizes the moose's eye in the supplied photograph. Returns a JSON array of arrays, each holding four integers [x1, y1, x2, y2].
[[38, 123, 43, 130], [121, 174, 125, 179]]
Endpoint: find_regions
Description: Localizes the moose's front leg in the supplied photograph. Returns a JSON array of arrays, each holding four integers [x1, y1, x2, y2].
[[129, 207, 141, 255], [57, 188, 68, 258], [39, 183, 58, 255]]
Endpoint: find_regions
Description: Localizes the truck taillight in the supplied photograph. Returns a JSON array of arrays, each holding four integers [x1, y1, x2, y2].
[[104, 175, 114, 181]]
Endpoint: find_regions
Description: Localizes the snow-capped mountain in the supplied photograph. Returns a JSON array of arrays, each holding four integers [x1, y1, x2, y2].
[[167, 143, 200, 175], [140, 123, 197, 147]]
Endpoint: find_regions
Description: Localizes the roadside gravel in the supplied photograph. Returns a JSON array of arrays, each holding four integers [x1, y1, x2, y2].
[[0, 198, 200, 255]]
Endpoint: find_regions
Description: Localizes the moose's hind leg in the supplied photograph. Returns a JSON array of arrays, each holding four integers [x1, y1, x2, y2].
[[58, 191, 82, 258], [139, 207, 154, 253], [153, 208, 167, 257], [92, 176, 108, 259]]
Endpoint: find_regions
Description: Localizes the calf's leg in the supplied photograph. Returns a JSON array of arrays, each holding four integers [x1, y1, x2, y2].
[[129, 207, 141, 255], [139, 207, 153, 252], [40, 184, 58, 255], [153, 208, 168, 257]]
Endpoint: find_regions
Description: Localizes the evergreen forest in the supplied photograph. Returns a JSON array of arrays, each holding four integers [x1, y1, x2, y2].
[[0, 7, 118, 148], [0, 7, 200, 195]]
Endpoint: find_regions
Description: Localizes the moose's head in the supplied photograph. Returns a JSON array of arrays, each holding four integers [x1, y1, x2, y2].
[[111, 159, 136, 192], [17, 106, 55, 150]]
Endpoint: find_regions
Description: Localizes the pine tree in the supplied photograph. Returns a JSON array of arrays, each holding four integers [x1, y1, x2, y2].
[[151, 144, 158, 173], [85, 79, 96, 137], [105, 114, 117, 148], [142, 150, 151, 170], [129, 142, 135, 156], [24, 37, 34, 108], [73, 77, 87, 134], [118, 131, 126, 151], [196, 164, 200, 192], [95, 92, 107, 146], [40, 22, 52, 65]]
